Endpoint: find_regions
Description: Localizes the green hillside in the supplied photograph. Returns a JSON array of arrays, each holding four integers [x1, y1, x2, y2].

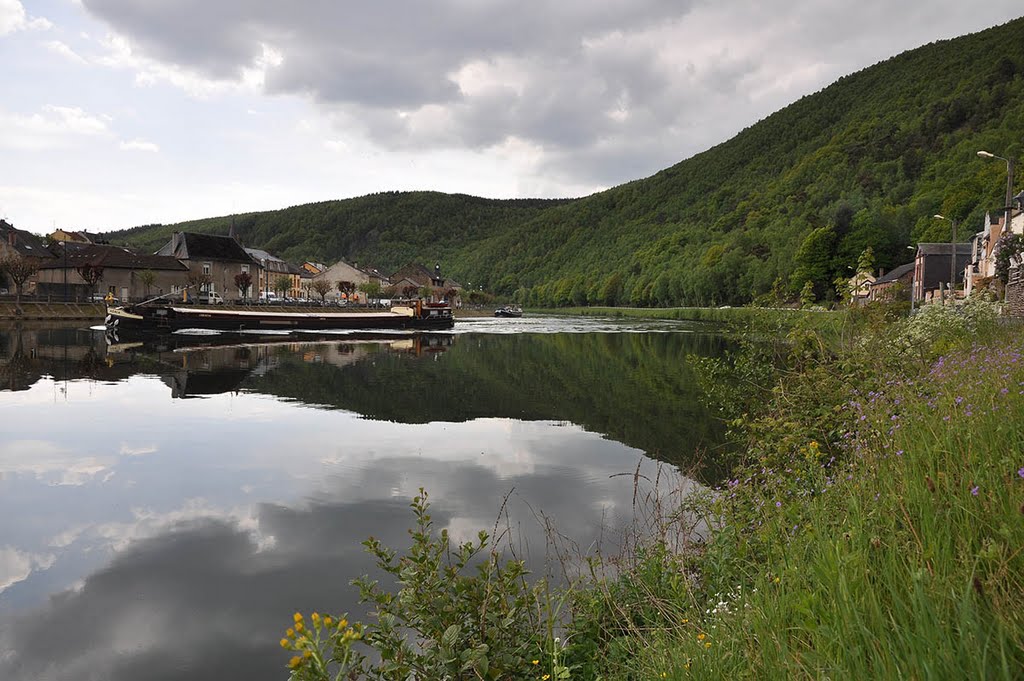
[[107, 17, 1024, 305], [108, 192, 574, 277]]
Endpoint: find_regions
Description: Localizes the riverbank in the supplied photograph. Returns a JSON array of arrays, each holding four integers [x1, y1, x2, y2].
[[564, 300, 1024, 679], [550, 304, 849, 333], [0, 301, 105, 321], [283, 300, 1024, 680]]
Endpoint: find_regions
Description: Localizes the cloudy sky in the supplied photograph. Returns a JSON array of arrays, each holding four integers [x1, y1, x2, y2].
[[2, 1, 1022, 235]]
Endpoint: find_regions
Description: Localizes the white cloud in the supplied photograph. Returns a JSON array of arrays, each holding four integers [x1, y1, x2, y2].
[[0, 546, 56, 594], [119, 139, 159, 152], [0, 0, 49, 35], [43, 39, 88, 64], [0, 439, 114, 486], [0, 105, 110, 150]]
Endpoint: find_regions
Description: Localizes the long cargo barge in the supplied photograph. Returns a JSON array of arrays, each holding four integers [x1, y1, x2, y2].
[[104, 300, 455, 334]]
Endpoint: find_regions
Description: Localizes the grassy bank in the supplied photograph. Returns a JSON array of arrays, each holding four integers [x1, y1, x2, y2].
[[569, 301, 1024, 679], [281, 301, 1024, 680], [553, 305, 848, 333]]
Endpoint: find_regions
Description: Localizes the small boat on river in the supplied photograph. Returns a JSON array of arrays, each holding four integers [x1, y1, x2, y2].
[[105, 300, 455, 334], [494, 305, 523, 318]]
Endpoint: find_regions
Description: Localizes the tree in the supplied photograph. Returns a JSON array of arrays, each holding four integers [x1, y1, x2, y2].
[[359, 280, 382, 307], [310, 278, 333, 303], [273, 275, 291, 298], [791, 226, 837, 300], [857, 246, 875, 274], [337, 280, 356, 303], [799, 280, 816, 308], [76, 264, 104, 301], [234, 271, 253, 301], [138, 269, 157, 299], [185, 271, 212, 302], [0, 254, 40, 312], [401, 285, 419, 299], [994, 233, 1024, 284]]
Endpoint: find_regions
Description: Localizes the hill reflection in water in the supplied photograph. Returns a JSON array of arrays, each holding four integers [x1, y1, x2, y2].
[[0, 317, 730, 681]]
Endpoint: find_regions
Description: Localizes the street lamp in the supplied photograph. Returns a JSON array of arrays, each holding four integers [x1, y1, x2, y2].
[[934, 214, 958, 304], [978, 150, 1015, 237], [907, 245, 917, 310]]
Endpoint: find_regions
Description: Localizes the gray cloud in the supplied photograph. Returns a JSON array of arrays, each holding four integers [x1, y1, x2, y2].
[[80, 0, 1024, 191], [0, 452, 677, 681]]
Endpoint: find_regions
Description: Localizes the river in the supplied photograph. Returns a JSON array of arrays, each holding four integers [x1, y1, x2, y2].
[[0, 315, 729, 680]]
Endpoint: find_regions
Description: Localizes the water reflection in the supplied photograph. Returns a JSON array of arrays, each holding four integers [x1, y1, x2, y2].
[[0, 320, 726, 681]]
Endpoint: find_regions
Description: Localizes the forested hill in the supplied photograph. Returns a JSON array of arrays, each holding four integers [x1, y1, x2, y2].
[[107, 17, 1024, 306], [106, 192, 574, 277]]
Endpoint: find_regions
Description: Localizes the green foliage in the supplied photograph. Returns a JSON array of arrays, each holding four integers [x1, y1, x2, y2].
[[573, 306, 1024, 679], [284, 490, 555, 680], [798, 280, 816, 307], [273, 275, 291, 296], [107, 19, 1024, 308], [994, 233, 1024, 283]]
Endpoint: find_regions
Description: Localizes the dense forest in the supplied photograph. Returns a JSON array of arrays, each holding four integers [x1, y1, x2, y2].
[[106, 17, 1024, 306]]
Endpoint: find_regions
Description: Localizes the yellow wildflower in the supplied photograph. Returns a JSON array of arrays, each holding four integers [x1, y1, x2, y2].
[[295, 622, 304, 633], [323, 616, 333, 627], [542, 675, 550, 681], [293, 612, 303, 623], [338, 618, 348, 629], [288, 656, 302, 669], [286, 628, 295, 638], [311, 612, 321, 623], [532, 660, 539, 665], [697, 633, 705, 642], [303, 650, 312, 659], [705, 642, 712, 649], [279, 638, 290, 649]]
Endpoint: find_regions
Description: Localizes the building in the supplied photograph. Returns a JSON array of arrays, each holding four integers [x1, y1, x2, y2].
[[36, 243, 189, 302], [912, 243, 973, 305], [245, 248, 303, 299], [868, 262, 914, 303], [156, 232, 258, 301], [388, 262, 461, 303], [313, 260, 390, 304], [0, 220, 57, 295], [964, 210, 1023, 296]]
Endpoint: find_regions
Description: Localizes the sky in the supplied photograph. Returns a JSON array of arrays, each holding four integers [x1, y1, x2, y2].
[[2, 1, 1022, 236]]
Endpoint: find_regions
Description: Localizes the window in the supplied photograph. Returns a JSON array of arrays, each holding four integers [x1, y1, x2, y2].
[[241, 264, 249, 274], [202, 262, 211, 276]]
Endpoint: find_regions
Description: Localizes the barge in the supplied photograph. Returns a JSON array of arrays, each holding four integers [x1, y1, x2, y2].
[[105, 300, 455, 334]]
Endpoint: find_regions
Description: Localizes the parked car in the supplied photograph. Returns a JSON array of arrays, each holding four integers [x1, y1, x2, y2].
[[198, 291, 225, 305]]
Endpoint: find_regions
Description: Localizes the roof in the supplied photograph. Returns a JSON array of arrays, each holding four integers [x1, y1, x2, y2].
[[156, 232, 256, 263], [872, 262, 915, 285], [38, 243, 189, 271], [916, 243, 973, 256], [0, 220, 57, 259]]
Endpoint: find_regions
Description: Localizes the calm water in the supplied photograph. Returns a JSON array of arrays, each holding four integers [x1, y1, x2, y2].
[[0, 316, 729, 681]]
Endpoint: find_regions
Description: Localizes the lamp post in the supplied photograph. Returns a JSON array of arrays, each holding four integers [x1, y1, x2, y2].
[[934, 214, 958, 304], [978, 150, 1015, 236], [908, 245, 917, 311]]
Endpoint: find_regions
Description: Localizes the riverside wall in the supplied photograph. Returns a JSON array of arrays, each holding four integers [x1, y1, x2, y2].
[[0, 301, 106, 321]]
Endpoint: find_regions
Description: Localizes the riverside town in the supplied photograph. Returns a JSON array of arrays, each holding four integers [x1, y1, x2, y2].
[[2, 9, 1024, 681]]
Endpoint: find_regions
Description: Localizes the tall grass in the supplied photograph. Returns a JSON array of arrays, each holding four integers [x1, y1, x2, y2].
[[280, 302, 1023, 680], [584, 304, 1024, 679]]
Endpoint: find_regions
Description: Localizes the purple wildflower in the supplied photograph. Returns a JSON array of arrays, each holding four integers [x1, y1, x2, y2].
[[970, 486, 979, 497], [775, 501, 782, 508]]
